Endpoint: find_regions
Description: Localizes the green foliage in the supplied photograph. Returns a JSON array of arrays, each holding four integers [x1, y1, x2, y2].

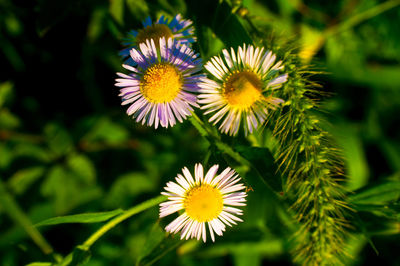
[[34, 209, 124, 227], [1, 0, 399, 265]]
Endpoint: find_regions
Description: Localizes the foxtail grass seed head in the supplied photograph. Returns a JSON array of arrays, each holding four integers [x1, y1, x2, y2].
[[120, 14, 196, 58], [115, 38, 204, 129], [199, 44, 288, 136], [160, 163, 247, 242]]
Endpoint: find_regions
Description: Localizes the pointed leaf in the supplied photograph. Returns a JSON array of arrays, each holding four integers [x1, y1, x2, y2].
[[35, 209, 123, 227]]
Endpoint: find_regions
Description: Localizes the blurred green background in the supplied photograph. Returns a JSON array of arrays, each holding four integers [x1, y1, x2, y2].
[[0, 0, 399, 265]]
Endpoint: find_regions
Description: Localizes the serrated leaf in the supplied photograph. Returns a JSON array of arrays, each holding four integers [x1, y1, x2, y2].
[[34, 209, 123, 227]]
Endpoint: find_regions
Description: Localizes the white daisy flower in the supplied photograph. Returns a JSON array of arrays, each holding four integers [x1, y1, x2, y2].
[[160, 163, 247, 242], [199, 43, 288, 136], [115, 37, 204, 128]]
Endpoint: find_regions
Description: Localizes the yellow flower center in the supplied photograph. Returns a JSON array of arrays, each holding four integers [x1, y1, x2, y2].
[[136, 24, 174, 47], [223, 71, 263, 110], [140, 63, 182, 103], [184, 184, 224, 222]]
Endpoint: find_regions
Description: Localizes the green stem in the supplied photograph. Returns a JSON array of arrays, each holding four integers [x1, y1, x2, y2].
[[0, 179, 53, 255], [190, 112, 251, 167], [83, 195, 166, 248], [60, 195, 166, 265], [325, 0, 400, 36], [189, 112, 286, 200]]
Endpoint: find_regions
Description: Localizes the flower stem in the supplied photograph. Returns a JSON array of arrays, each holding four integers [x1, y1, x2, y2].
[[0, 180, 53, 255], [60, 195, 166, 265], [190, 112, 250, 167], [84, 195, 165, 248]]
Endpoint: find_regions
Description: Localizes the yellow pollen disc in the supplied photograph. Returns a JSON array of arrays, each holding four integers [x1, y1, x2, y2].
[[136, 24, 174, 47], [223, 71, 263, 110], [184, 184, 224, 222], [140, 63, 182, 103]]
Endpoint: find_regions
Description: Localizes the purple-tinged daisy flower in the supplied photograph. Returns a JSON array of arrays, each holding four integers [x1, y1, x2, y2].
[[160, 163, 247, 242], [199, 44, 288, 136], [120, 14, 195, 58], [115, 37, 203, 129]]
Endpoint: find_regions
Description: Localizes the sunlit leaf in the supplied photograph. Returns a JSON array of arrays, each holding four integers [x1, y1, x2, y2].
[[34, 209, 123, 227]]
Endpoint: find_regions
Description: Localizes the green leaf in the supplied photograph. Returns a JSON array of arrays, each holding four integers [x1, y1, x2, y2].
[[69, 245, 91, 266], [0, 180, 53, 254], [137, 234, 183, 266], [105, 172, 156, 208], [87, 8, 107, 42], [187, 0, 252, 48], [34, 209, 123, 227], [0, 81, 13, 108], [8, 167, 46, 195], [44, 123, 74, 157], [137, 222, 165, 264], [13, 143, 51, 163], [83, 117, 129, 145], [66, 153, 96, 184], [349, 180, 400, 205], [0, 144, 13, 169], [0, 109, 20, 129], [126, 0, 149, 20], [235, 145, 282, 193], [26, 263, 52, 266], [40, 165, 102, 213]]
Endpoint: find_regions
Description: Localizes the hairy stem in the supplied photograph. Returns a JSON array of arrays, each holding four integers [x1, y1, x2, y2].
[[271, 66, 350, 265]]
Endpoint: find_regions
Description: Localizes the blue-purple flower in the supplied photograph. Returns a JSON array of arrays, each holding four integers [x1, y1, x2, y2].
[[115, 37, 203, 129], [120, 14, 196, 58]]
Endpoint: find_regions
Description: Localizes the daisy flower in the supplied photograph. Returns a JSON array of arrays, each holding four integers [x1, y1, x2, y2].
[[115, 37, 203, 128], [120, 14, 196, 58], [160, 163, 247, 242], [199, 44, 288, 136]]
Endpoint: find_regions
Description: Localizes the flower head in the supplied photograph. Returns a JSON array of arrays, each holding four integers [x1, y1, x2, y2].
[[115, 38, 203, 128], [199, 44, 288, 136], [120, 14, 196, 58], [160, 163, 247, 242]]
